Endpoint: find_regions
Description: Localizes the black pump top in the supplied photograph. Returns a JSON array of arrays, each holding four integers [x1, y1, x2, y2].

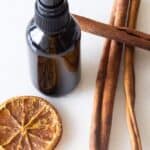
[[35, 0, 71, 34]]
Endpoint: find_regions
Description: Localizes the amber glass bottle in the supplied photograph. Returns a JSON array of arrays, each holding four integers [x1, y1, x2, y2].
[[26, 0, 81, 96]]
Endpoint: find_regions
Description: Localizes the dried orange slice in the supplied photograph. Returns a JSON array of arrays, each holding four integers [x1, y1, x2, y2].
[[0, 96, 62, 150]]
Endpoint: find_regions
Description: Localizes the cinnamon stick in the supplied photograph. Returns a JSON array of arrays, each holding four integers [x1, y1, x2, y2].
[[90, 1, 117, 149], [124, 0, 142, 149], [99, 0, 130, 149], [73, 14, 150, 50]]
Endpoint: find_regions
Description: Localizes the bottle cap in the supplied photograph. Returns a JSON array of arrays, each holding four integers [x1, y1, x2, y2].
[[35, 0, 71, 34]]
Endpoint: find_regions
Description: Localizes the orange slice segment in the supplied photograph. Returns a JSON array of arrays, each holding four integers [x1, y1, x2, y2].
[[23, 97, 46, 125], [5, 98, 25, 126], [0, 96, 62, 150], [2, 133, 21, 150], [0, 108, 20, 129], [28, 133, 49, 150]]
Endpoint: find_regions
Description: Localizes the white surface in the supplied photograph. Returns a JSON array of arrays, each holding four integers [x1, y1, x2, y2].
[[0, 0, 150, 149]]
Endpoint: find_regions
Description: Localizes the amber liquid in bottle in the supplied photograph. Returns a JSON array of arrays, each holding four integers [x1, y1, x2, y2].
[[26, 16, 81, 96]]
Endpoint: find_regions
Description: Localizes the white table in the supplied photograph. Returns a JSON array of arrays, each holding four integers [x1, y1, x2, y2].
[[0, 0, 150, 149]]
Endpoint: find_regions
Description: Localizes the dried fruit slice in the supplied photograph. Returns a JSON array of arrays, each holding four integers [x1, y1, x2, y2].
[[0, 96, 62, 150]]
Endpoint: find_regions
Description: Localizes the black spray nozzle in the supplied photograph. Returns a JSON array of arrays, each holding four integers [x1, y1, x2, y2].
[[35, 0, 71, 34]]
